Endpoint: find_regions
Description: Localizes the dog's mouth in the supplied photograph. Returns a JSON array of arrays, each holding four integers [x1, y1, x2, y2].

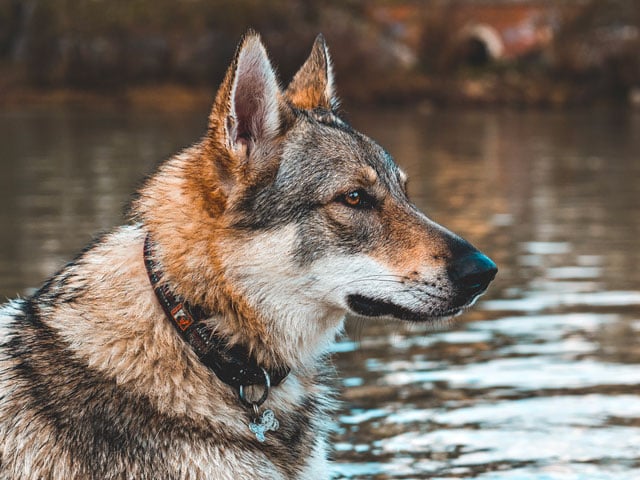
[[346, 294, 464, 322]]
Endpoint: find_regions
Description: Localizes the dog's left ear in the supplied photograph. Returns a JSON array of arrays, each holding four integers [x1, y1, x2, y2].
[[209, 31, 281, 159], [286, 34, 338, 111]]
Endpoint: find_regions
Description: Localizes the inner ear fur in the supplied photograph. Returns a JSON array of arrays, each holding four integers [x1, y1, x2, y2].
[[208, 31, 282, 158], [286, 34, 338, 111]]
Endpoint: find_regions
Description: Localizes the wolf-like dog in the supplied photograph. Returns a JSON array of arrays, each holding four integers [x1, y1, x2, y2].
[[0, 32, 496, 479]]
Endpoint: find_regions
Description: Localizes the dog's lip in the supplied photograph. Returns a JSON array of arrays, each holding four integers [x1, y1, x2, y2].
[[346, 294, 463, 322]]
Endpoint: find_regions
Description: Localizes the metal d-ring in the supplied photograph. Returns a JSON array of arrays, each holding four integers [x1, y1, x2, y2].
[[238, 367, 271, 408]]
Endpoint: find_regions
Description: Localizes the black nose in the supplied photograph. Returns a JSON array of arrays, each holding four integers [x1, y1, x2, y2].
[[448, 252, 497, 295]]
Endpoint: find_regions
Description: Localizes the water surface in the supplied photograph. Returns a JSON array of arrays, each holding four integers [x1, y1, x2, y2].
[[1, 107, 639, 479]]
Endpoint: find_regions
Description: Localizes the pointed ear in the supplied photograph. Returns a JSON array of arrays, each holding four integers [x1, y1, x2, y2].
[[209, 31, 281, 156], [286, 34, 338, 111]]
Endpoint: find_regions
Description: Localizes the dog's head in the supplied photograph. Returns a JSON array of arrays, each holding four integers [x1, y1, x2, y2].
[[139, 32, 496, 359]]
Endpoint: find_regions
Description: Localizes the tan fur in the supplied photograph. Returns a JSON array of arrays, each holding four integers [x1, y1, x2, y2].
[[287, 34, 335, 110], [373, 205, 452, 274]]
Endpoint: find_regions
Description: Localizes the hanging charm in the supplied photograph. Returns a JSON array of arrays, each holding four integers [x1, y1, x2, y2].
[[249, 409, 279, 442], [239, 368, 279, 442]]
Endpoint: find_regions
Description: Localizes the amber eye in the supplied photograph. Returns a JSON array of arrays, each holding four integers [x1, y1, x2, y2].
[[344, 191, 361, 206], [338, 189, 375, 209]]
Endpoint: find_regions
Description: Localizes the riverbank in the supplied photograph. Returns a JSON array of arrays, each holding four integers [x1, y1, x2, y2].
[[2, 73, 634, 113], [2, 1, 639, 111]]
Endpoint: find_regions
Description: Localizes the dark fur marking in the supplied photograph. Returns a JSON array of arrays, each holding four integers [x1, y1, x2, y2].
[[4, 300, 263, 478], [34, 231, 115, 306], [36, 269, 86, 306]]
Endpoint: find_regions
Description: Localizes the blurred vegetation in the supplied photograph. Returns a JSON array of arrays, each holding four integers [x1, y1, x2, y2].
[[1, 0, 639, 108], [550, 0, 640, 102], [1, 0, 330, 86]]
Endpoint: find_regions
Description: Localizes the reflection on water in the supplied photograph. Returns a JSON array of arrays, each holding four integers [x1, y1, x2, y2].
[[1, 107, 640, 479], [0, 109, 207, 294]]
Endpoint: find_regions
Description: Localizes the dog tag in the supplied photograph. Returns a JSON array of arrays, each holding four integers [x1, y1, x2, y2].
[[249, 409, 279, 442]]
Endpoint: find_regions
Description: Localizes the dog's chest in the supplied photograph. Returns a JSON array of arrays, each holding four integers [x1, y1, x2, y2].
[[1, 302, 335, 480]]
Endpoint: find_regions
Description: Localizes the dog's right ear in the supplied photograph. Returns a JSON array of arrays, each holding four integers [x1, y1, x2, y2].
[[208, 31, 281, 161], [286, 34, 337, 111]]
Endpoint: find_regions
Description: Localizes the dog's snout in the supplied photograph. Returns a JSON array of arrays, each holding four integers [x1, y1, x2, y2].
[[448, 252, 497, 295]]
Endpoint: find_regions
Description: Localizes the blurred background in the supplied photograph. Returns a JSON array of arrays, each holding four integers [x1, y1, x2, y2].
[[2, 0, 640, 107], [1, 1, 640, 479]]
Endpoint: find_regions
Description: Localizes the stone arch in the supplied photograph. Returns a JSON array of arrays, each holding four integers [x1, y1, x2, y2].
[[457, 24, 505, 66]]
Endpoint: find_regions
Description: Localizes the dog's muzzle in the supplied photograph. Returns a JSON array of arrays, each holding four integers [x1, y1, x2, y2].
[[346, 250, 497, 322]]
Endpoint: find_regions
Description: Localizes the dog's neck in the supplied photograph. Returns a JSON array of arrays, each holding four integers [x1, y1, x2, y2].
[[143, 234, 292, 394], [134, 151, 345, 372]]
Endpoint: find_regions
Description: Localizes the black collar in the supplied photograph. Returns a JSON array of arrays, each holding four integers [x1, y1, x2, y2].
[[143, 234, 290, 402]]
